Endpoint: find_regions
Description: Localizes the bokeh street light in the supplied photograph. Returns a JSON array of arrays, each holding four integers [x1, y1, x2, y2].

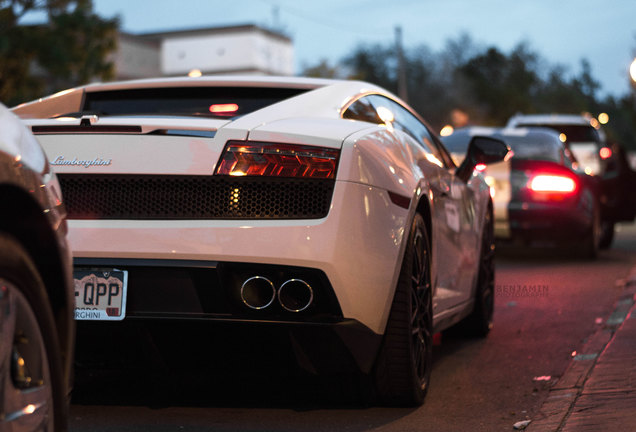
[[440, 125, 454, 137]]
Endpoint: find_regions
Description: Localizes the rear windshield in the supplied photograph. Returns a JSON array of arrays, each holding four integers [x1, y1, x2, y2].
[[504, 135, 562, 162], [80, 87, 308, 119], [441, 132, 563, 163], [516, 124, 600, 144]]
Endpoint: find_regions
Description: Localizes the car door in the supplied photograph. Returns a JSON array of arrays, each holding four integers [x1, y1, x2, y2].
[[601, 142, 636, 222], [367, 96, 479, 313], [424, 131, 479, 313]]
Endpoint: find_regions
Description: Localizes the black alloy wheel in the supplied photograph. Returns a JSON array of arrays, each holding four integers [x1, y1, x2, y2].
[[374, 213, 432, 407]]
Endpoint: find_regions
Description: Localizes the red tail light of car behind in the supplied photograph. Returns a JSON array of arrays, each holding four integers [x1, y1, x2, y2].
[[529, 174, 577, 193], [512, 159, 581, 202]]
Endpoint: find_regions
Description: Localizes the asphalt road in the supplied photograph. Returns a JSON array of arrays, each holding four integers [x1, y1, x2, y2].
[[69, 223, 636, 432]]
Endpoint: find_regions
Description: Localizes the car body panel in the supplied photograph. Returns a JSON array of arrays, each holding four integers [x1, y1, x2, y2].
[[41, 133, 225, 175], [63, 180, 406, 334], [0, 105, 70, 288], [14, 76, 492, 368], [249, 117, 368, 149], [0, 103, 74, 430]]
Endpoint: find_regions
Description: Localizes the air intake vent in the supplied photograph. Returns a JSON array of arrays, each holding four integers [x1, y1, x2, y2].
[[57, 174, 334, 220]]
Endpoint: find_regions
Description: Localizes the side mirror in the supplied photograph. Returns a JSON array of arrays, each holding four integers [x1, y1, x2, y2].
[[456, 136, 509, 183]]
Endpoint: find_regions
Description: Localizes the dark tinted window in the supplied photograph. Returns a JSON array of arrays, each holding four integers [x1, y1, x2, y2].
[[442, 130, 566, 164], [343, 94, 453, 168], [342, 98, 382, 123], [370, 96, 439, 154], [517, 124, 600, 144], [503, 135, 562, 163], [82, 87, 308, 119]]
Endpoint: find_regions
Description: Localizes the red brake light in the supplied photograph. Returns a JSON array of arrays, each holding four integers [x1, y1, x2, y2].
[[529, 174, 577, 193], [215, 141, 339, 179], [209, 103, 239, 115], [475, 163, 487, 172], [599, 147, 612, 159]]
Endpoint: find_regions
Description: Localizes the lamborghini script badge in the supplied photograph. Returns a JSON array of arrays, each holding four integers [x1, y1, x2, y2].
[[50, 156, 112, 168]]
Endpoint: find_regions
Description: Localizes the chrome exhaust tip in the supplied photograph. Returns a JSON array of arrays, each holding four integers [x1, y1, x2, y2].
[[278, 279, 314, 312], [240, 276, 276, 310]]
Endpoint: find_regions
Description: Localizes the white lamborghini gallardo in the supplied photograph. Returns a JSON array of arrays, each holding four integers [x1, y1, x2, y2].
[[13, 76, 508, 406]]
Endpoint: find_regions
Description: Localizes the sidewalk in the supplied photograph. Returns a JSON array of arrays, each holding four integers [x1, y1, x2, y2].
[[526, 267, 636, 431]]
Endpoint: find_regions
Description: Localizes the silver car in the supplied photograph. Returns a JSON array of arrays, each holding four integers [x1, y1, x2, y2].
[[0, 103, 74, 431]]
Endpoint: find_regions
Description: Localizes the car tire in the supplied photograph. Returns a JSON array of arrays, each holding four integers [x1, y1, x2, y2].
[[451, 207, 495, 338], [581, 199, 601, 259], [598, 221, 615, 250], [373, 213, 432, 407], [0, 233, 67, 432]]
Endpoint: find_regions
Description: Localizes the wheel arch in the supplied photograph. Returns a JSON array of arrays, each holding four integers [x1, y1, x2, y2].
[[0, 183, 74, 371], [414, 195, 433, 251]]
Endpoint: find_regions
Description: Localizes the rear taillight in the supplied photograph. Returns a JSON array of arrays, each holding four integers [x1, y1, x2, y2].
[[511, 159, 580, 202], [529, 175, 577, 193], [209, 103, 239, 116], [599, 147, 612, 160], [527, 173, 578, 202], [215, 141, 339, 179], [526, 173, 579, 202]]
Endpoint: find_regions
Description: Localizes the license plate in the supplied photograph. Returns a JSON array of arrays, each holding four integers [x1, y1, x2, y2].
[[73, 269, 128, 321]]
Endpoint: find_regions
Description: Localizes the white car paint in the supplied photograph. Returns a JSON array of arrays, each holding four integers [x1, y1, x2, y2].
[[14, 76, 491, 336]]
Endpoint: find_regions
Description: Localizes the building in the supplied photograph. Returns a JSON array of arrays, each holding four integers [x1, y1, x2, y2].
[[113, 32, 161, 80], [113, 24, 294, 80]]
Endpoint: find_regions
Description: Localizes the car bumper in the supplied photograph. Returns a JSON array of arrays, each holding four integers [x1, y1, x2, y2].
[[508, 200, 592, 243], [67, 180, 409, 336], [75, 315, 383, 374]]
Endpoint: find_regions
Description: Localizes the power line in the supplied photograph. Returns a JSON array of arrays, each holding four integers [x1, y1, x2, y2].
[[254, 0, 394, 37]]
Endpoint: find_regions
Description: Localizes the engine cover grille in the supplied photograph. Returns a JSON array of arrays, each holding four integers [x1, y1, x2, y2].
[[57, 174, 335, 220]]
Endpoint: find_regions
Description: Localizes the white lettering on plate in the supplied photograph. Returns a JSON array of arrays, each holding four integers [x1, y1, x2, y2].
[[75, 310, 101, 319]]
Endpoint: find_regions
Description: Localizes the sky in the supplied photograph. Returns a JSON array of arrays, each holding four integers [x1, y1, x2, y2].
[[86, 0, 636, 98]]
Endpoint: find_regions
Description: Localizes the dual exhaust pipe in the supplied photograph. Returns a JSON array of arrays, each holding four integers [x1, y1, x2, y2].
[[240, 276, 314, 312]]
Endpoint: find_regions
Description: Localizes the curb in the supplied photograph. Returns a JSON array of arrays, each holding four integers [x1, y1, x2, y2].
[[525, 269, 636, 431]]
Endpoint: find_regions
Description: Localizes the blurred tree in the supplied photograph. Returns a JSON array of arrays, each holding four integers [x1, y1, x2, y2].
[[535, 66, 587, 112], [535, 61, 599, 114], [301, 34, 635, 147], [599, 95, 636, 150], [343, 43, 396, 93], [455, 43, 539, 125], [0, 0, 118, 106], [598, 38, 636, 152], [404, 44, 456, 128], [301, 59, 341, 78], [433, 34, 482, 129]]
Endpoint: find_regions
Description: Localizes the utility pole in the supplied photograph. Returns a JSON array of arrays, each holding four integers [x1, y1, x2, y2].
[[395, 26, 408, 102], [272, 6, 280, 31]]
